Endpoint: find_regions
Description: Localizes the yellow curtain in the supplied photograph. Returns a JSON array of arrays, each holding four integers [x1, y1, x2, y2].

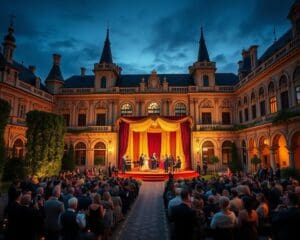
[[121, 116, 190, 166]]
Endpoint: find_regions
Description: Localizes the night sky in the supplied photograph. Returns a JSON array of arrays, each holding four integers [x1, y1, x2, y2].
[[0, 0, 294, 81]]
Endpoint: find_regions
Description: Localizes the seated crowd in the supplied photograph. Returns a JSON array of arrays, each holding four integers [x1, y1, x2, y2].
[[4, 170, 140, 240], [164, 172, 300, 240]]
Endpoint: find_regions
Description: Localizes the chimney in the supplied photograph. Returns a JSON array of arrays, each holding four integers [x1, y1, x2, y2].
[[81, 67, 86, 77], [53, 53, 61, 65], [249, 45, 258, 70], [29, 65, 36, 73]]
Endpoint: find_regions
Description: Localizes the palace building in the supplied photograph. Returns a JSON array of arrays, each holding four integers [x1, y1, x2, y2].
[[1, 1, 300, 173]]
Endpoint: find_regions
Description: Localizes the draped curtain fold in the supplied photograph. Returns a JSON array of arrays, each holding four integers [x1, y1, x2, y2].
[[147, 132, 161, 163], [118, 121, 129, 169], [180, 121, 191, 169]]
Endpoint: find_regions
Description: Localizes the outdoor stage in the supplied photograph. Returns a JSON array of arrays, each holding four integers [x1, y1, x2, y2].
[[118, 169, 199, 181]]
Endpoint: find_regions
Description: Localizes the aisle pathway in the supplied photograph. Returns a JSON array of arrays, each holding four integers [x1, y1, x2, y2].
[[116, 181, 169, 240]]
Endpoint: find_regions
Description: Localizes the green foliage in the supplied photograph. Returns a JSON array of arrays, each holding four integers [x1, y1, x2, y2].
[[229, 142, 243, 173], [62, 144, 75, 171], [25, 110, 66, 177], [0, 99, 11, 171], [94, 157, 105, 165], [251, 155, 261, 166], [281, 167, 300, 180], [210, 155, 219, 164], [2, 157, 26, 181]]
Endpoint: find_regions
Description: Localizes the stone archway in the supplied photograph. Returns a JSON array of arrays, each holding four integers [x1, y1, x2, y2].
[[272, 134, 289, 168], [75, 142, 86, 166], [259, 136, 270, 167], [12, 138, 25, 158], [94, 141, 107, 166], [291, 131, 300, 170]]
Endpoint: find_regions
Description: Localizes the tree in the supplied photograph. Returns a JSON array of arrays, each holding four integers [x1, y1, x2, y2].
[[210, 155, 219, 176], [229, 142, 243, 173], [251, 155, 261, 171], [62, 144, 75, 171], [0, 98, 11, 172], [25, 110, 66, 177]]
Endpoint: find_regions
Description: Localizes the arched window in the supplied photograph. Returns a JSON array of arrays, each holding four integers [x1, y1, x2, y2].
[[13, 139, 25, 158], [202, 141, 214, 164], [259, 87, 265, 98], [294, 68, 300, 105], [251, 92, 256, 102], [148, 102, 160, 114], [121, 103, 133, 116], [268, 82, 275, 95], [222, 141, 232, 165], [94, 142, 106, 166], [100, 77, 107, 88], [241, 140, 247, 166], [203, 75, 209, 87], [75, 142, 86, 166], [175, 103, 187, 116], [244, 96, 248, 105], [279, 75, 289, 109]]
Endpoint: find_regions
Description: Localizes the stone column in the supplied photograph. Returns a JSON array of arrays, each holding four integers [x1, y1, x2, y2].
[[108, 101, 113, 125], [288, 148, 295, 169], [194, 99, 199, 125], [289, 81, 296, 107], [247, 149, 252, 173], [269, 147, 276, 170], [141, 100, 145, 116], [72, 105, 76, 127]]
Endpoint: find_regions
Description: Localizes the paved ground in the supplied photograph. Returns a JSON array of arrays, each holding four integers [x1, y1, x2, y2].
[[114, 181, 169, 240]]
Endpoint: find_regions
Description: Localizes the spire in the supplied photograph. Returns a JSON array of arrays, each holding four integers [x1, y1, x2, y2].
[[100, 28, 113, 64], [198, 27, 210, 62], [2, 16, 16, 62], [46, 54, 64, 81]]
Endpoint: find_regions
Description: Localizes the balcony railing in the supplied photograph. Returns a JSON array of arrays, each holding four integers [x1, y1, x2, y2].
[[195, 124, 234, 131], [67, 125, 112, 133]]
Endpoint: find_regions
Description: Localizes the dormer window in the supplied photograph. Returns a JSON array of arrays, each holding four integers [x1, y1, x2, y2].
[[101, 77, 107, 88], [203, 75, 209, 87]]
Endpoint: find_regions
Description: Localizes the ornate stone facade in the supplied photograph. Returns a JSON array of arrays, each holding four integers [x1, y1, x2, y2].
[[1, 1, 300, 172]]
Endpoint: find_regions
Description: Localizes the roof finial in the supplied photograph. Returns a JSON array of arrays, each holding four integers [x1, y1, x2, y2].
[[198, 26, 210, 62]]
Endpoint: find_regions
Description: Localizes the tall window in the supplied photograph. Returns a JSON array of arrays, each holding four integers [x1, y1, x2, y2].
[[78, 114, 86, 126], [222, 112, 231, 125], [121, 103, 133, 116], [13, 139, 24, 158], [222, 141, 232, 165], [100, 77, 106, 88], [203, 75, 209, 87], [75, 142, 86, 165], [296, 86, 300, 105], [202, 141, 214, 164], [63, 114, 70, 127], [96, 114, 106, 126], [148, 102, 160, 114], [281, 91, 289, 109], [18, 104, 26, 118], [175, 103, 187, 116], [259, 87, 265, 98], [244, 108, 249, 122], [251, 105, 257, 119], [202, 112, 212, 124], [260, 101, 266, 116], [269, 96, 277, 113], [94, 142, 106, 166], [239, 110, 243, 123]]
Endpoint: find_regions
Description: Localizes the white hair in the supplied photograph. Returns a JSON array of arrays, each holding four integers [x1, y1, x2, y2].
[[68, 197, 78, 209]]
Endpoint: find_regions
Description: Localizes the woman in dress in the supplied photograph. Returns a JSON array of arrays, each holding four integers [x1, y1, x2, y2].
[[88, 193, 105, 240]]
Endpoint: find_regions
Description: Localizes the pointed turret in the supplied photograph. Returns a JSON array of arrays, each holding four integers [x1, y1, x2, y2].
[[45, 54, 64, 94], [198, 27, 210, 62], [2, 17, 16, 63], [189, 27, 216, 87], [100, 28, 113, 64], [94, 28, 121, 91]]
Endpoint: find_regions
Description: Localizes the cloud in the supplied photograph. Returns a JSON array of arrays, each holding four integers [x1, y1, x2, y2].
[[213, 54, 226, 63], [48, 38, 78, 49]]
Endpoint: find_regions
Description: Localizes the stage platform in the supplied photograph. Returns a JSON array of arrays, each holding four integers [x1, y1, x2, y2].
[[118, 170, 199, 182]]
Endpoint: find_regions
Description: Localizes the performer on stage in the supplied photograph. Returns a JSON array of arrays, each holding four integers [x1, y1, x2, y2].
[[121, 155, 127, 173], [139, 153, 145, 171], [164, 154, 169, 173], [151, 152, 157, 170], [174, 156, 182, 172]]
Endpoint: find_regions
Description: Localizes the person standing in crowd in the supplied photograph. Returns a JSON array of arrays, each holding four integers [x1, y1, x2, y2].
[[275, 163, 281, 180], [196, 161, 201, 176], [203, 161, 208, 175], [164, 155, 169, 173], [121, 155, 126, 174], [88, 193, 105, 240], [169, 188, 196, 240], [107, 162, 112, 177], [139, 153, 144, 171], [59, 197, 86, 240], [44, 185, 65, 240], [6, 189, 22, 240]]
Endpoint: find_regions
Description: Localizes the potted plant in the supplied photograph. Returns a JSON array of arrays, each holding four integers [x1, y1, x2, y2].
[[210, 155, 219, 176]]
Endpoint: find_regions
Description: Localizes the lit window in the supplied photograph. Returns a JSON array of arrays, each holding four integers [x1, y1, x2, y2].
[[121, 103, 133, 116], [148, 102, 160, 114], [175, 103, 186, 116], [269, 96, 277, 113]]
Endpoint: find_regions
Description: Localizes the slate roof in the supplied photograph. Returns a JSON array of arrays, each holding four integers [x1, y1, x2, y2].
[[258, 29, 293, 64], [46, 64, 64, 82], [63, 72, 238, 88]]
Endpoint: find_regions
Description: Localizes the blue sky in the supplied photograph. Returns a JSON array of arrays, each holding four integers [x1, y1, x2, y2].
[[0, 0, 294, 80]]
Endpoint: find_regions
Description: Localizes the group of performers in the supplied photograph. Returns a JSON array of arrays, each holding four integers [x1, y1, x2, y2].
[[138, 153, 181, 173]]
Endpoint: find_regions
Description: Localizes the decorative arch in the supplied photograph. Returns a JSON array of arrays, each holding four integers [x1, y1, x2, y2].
[[200, 99, 213, 108], [94, 141, 107, 166], [258, 86, 266, 98], [95, 100, 108, 110], [201, 140, 215, 164], [221, 140, 232, 165], [271, 132, 289, 168], [251, 92, 256, 103], [290, 130, 300, 170], [12, 138, 25, 158], [77, 101, 88, 110], [268, 81, 275, 95], [258, 136, 270, 166], [243, 95, 248, 105], [279, 75, 288, 89], [147, 102, 160, 114]]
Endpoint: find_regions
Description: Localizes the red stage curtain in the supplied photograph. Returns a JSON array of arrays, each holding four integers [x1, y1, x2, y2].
[[147, 132, 161, 162], [180, 121, 191, 169], [118, 121, 129, 169], [133, 131, 140, 163], [170, 131, 176, 158]]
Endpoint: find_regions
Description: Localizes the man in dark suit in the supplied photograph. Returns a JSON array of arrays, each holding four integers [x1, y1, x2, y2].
[[6, 189, 22, 240], [272, 191, 300, 240], [169, 188, 197, 240], [44, 185, 65, 240], [139, 153, 144, 170]]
